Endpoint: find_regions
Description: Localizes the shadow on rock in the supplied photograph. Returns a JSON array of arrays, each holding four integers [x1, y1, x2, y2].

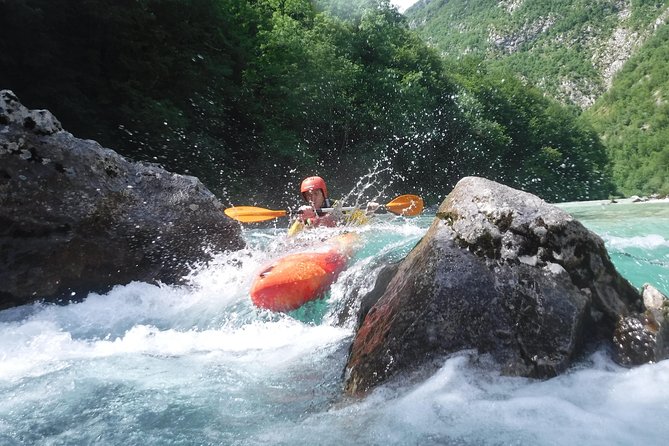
[[0, 90, 244, 310]]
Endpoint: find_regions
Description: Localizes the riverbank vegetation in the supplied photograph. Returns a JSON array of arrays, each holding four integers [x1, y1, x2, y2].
[[0, 0, 615, 205]]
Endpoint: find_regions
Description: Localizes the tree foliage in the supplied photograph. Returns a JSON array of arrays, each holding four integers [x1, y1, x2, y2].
[[0, 0, 614, 205]]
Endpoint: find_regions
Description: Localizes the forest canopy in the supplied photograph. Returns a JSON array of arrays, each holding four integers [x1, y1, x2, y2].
[[0, 0, 615, 205]]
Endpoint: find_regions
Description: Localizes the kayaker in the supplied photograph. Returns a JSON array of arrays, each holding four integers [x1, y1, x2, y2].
[[296, 176, 379, 228], [297, 176, 337, 228]]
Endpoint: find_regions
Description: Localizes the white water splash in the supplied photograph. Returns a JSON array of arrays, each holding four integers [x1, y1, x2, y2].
[[252, 350, 669, 445], [604, 233, 669, 250]]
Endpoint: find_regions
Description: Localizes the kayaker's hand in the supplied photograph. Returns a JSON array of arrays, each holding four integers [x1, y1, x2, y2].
[[298, 205, 317, 221], [365, 201, 380, 214]]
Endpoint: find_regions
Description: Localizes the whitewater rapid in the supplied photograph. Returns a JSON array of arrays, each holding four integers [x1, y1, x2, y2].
[[1, 204, 668, 445]]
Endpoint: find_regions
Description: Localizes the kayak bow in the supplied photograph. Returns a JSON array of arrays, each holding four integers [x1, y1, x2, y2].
[[250, 233, 359, 312]]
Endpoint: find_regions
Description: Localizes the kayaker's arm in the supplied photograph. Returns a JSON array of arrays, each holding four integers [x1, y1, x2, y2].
[[297, 206, 337, 227]]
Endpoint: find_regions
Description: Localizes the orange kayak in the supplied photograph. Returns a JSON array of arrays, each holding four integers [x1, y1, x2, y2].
[[250, 233, 359, 312]]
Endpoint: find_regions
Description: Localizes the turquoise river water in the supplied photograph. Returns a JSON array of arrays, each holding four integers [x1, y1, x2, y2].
[[1, 199, 668, 445]]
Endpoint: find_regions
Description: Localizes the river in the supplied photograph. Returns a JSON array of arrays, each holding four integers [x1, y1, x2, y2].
[[1, 199, 668, 445]]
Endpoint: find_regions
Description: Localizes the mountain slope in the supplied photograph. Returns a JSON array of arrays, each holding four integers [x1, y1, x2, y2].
[[585, 23, 669, 195], [407, 0, 669, 108], [408, 0, 669, 196]]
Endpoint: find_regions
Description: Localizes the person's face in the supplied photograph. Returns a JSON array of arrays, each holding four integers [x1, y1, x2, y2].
[[303, 189, 325, 208]]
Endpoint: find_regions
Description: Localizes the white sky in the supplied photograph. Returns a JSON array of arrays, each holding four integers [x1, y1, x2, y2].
[[391, 0, 419, 13]]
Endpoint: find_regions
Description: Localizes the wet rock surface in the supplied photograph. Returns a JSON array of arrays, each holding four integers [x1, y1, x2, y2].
[[0, 90, 244, 310], [345, 176, 643, 395], [614, 284, 669, 366]]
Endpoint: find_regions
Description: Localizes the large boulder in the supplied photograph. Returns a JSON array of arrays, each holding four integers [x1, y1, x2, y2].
[[0, 90, 244, 310], [345, 176, 642, 395]]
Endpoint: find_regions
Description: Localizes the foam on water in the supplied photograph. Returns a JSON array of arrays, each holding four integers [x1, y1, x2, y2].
[[0, 236, 355, 386], [603, 233, 669, 250], [260, 351, 669, 445]]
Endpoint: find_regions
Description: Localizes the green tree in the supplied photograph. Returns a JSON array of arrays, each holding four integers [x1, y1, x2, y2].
[[0, 0, 615, 204]]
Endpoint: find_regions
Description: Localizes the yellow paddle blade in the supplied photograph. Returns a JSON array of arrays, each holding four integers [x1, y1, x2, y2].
[[224, 206, 288, 223], [385, 194, 424, 216]]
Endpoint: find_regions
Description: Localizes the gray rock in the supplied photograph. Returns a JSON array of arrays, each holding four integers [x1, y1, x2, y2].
[[0, 90, 244, 310], [345, 176, 641, 395], [643, 283, 666, 310], [614, 284, 669, 366], [0, 90, 63, 135]]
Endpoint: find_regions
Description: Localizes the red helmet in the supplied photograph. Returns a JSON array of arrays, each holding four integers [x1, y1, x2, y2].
[[300, 176, 328, 198]]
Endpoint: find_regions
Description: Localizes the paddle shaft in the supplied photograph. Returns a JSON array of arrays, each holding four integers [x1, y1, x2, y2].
[[314, 206, 387, 215], [224, 194, 422, 222]]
